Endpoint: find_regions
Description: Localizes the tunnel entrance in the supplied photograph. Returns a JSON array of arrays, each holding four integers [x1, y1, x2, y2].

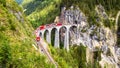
[[44, 30, 49, 42]]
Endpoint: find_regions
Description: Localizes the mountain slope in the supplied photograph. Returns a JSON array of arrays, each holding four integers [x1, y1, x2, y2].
[[0, 0, 54, 68], [21, 0, 61, 28], [20, 0, 120, 68]]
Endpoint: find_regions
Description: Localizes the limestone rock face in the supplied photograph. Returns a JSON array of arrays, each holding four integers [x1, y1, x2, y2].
[[60, 6, 87, 25], [99, 53, 119, 68], [60, 5, 120, 67], [95, 4, 108, 20]]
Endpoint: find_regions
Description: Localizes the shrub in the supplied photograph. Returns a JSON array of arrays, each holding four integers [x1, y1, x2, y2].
[[0, 41, 11, 67], [0, 0, 6, 7], [10, 24, 16, 31], [0, 26, 6, 31]]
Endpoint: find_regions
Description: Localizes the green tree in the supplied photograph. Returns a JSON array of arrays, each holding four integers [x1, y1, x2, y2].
[[0, 0, 6, 7]]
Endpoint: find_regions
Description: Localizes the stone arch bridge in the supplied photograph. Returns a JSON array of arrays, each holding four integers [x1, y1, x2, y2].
[[35, 23, 79, 51]]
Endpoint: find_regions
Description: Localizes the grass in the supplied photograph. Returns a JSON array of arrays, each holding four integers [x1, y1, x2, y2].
[[48, 44, 101, 68], [0, 0, 54, 67], [21, 0, 61, 29], [2, 0, 120, 67]]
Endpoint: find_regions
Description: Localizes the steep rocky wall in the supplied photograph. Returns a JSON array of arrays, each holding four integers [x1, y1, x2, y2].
[[60, 5, 120, 68]]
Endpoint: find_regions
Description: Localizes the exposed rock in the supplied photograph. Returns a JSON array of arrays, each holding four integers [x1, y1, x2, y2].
[[54, 16, 60, 23], [8, 8, 24, 23], [60, 5, 120, 67], [61, 6, 87, 25], [99, 54, 119, 68], [95, 4, 108, 20]]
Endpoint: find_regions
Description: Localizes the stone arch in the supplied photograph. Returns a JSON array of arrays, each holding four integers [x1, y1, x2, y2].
[[59, 26, 67, 49], [69, 25, 77, 31], [44, 29, 49, 42], [39, 32, 42, 37], [51, 28, 59, 47], [39, 30, 46, 39]]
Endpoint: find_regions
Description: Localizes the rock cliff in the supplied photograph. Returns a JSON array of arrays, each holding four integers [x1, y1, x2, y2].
[[60, 5, 120, 68]]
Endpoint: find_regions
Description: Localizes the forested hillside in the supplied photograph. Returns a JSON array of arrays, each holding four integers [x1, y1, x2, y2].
[[21, 0, 120, 47], [21, 0, 61, 28], [21, 0, 120, 29], [1, 0, 120, 68], [20, 0, 120, 68], [0, 0, 54, 68]]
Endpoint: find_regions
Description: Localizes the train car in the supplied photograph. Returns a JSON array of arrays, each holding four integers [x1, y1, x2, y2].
[[56, 22, 62, 26], [39, 25, 46, 30], [36, 36, 40, 42]]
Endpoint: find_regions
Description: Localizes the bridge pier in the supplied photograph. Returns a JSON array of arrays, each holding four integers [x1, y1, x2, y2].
[[46, 29, 52, 44], [54, 29, 60, 48], [38, 24, 77, 51], [64, 29, 69, 51], [46, 30, 50, 44]]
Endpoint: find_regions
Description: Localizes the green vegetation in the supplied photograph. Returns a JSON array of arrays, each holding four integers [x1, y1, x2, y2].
[[103, 19, 115, 29], [21, 0, 120, 29], [0, 35, 54, 68], [1, 0, 120, 68], [50, 45, 85, 68], [21, 0, 61, 28], [61, 0, 120, 15], [61, 0, 119, 29], [0, 0, 54, 67], [0, 0, 6, 7], [49, 44, 101, 68]]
